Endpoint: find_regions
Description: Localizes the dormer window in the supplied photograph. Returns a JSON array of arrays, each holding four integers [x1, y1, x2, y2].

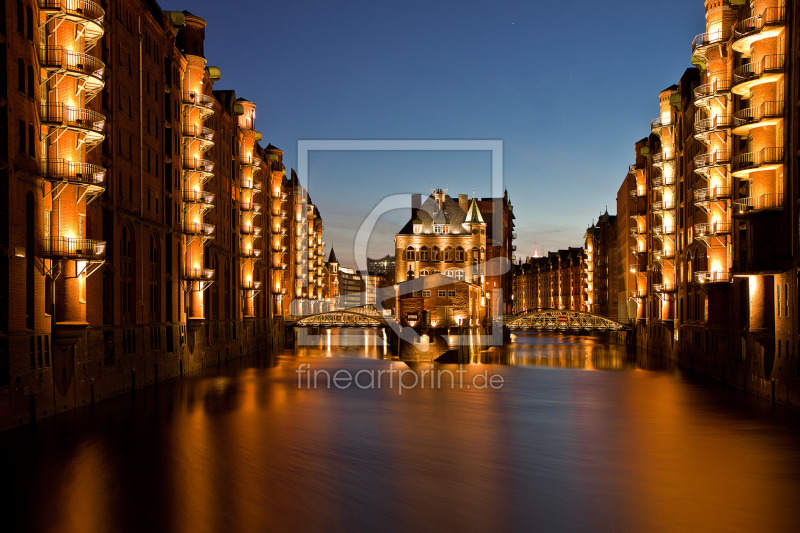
[[413, 224, 422, 234], [433, 224, 450, 234]]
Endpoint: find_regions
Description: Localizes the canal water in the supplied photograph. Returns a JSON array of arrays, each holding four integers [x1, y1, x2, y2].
[[3, 329, 800, 532]]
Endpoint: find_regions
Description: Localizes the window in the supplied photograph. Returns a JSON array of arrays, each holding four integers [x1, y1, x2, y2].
[[448, 290, 456, 297], [444, 247, 453, 262], [420, 247, 428, 262], [27, 65, 34, 98], [28, 125, 35, 156], [413, 224, 422, 234], [438, 290, 446, 297], [18, 121, 26, 154], [454, 269, 465, 281], [121, 226, 135, 322], [420, 269, 428, 277], [17, 59, 25, 93], [444, 270, 453, 277], [455, 247, 464, 261], [16, 1, 23, 33], [422, 290, 431, 297], [432, 247, 440, 261], [405, 246, 415, 261], [26, 6, 33, 40]]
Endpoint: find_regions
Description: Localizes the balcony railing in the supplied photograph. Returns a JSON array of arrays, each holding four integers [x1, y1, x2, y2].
[[732, 147, 784, 173], [38, 47, 105, 84], [630, 290, 646, 299], [652, 151, 675, 165], [241, 202, 262, 212], [630, 246, 646, 254], [653, 225, 675, 235], [651, 175, 674, 188], [182, 189, 215, 205], [694, 186, 731, 204], [694, 222, 732, 237], [694, 114, 732, 137], [240, 226, 262, 236], [182, 158, 214, 174], [692, 30, 730, 56], [40, 103, 105, 141], [732, 100, 784, 130], [695, 271, 731, 284], [183, 222, 215, 236], [651, 117, 674, 135], [653, 283, 676, 293], [693, 150, 731, 171], [652, 200, 675, 213], [630, 227, 643, 236], [40, 159, 105, 187], [180, 92, 215, 110], [733, 55, 785, 95], [184, 267, 215, 281], [240, 248, 262, 258], [654, 248, 675, 261], [694, 78, 732, 105], [241, 179, 262, 191], [181, 123, 215, 143], [38, 0, 104, 23], [242, 280, 262, 290], [241, 155, 262, 168], [42, 236, 105, 260], [733, 6, 785, 43], [733, 193, 783, 215]]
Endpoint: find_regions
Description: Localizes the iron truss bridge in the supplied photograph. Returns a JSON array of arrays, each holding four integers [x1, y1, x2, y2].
[[500, 309, 628, 332], [287, 305, 395, 328]]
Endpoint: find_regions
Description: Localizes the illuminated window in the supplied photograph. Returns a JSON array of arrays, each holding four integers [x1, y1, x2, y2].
[[420, 247, 428, 261], [405, 246, 415, 261], [432, 247, 440, 261]]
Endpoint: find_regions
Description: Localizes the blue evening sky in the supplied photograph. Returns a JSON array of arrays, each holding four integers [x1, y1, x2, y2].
[[164, 0, 705, 267]]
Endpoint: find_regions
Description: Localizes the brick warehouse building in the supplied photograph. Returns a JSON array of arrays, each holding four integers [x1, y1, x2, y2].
[[0, 1, 328, 429], [511, 248, 583, 315], [609, 0, 800, 407], [393, 189, 514, 326]]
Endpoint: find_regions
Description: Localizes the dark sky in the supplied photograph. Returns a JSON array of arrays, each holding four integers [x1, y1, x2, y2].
[[164, 0, 705, 267]]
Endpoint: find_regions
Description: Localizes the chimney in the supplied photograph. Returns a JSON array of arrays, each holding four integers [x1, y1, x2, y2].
[[458, 194, 468, 212]]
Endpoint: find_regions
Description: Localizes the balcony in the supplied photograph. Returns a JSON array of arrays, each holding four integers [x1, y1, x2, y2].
[[241, 155, 262, 168], [694, 186, 731, 206], [240, 226, 262, 236], [630, 246, 646, 255], [694, 114, 732, 142], [652, 151, 675, 168], [184, 267, 215, 281], [652, 200, 675, 214], [242, 280, 262, 290], [629, 226, 644, 237], [654, 248, 676, 261], [42, 236, 105, 260], [651, 175, 674, 189], [691, 30, 730, 65], [732, 100, 784, 135], [182, 158, 215, 177], [181, 123, 215, 148], [732, 54, 785, 98], [732, 193, 783, 216], [694, 222, 732, 238], [38, 1, 105, 43], [38, 47, 105, 99], [651, 117, 674, 136], [653, 225, 675, 237], [40, 159, 105, 190], [183, 221, 215, 237], [239, 116, 256, 131], [241, 202, 262, 213], [693, 150, 731, 174], [182, 189, 215, 210], [732, 7, 786, 56], [630, 290, 646, 300], [695, 271, 731, 284], [39, 104, 105, 146], [241, 179, 262, 192], [240, 248, 262, 259], [694, 78, 732, 107], [180, 92, 215, 115], [653, 283, 676, 294], [731, 147, 784, 178]]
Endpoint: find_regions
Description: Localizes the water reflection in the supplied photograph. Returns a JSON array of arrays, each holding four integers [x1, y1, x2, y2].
[[3, 334, 800, 532], [294, 327, 390, 359]]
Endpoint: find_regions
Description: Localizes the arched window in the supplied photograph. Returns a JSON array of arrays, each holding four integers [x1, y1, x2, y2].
[[420, 269, 428, 277], [405, 246, 415, 261], [454, 269, 465, 281], [444, 247, 453, 262], [16, 1, 24, 33], [17, 59, 25, 93], [432, 246, 440, 261], [121, 226, 135, 322], [420, 246, 428, 262], [444, 270, 453, 278], [455, 247, 464, 261], [26, 6, 33, 40]]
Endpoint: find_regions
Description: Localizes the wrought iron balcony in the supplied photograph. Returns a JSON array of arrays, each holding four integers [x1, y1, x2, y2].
[[241, 155, 262, 168], [241, 202, 262, 213], [181, 123, 215, 146], [240, 248, 262, 259], [630, 226, 644, 237], [653, 282, 676, 293], [652, 151, 675, 167], [38, 47, 104, 101], [38, 1, 105, 43], [652, 200, 675, 213], [695, 271, 731, 284], [242, 280, 262, 290], [694, 222, 732, 237], [182, 189, 215, 208], [180, 92, 215, 112], [694, 114, 732, 140], [651, 175, 674, 189], [241, 179, 262, 192], [732, 100, 784, 134], [651, 117, 674, 136], [40, 159, 105, 188], [732, 147, 784, 177], [694, 78, 732, 107], [182, 158, 215, 175], [240, 226, 262, 236], [732, 193, 783, 216], [693, 150, 731, 173], [630, 289, 646, 300], [183, 221, 215, 236], [39, 103, 105, 145], [42, 236, 105, 260], [732, 7, 785, 55], [653, 225, 675, 236], [732, 54, 785, 97], [694, 186, 731, 205], [691, 30, 730, 61], [630, 246, 646, 255], [184, 267, 215, 281]]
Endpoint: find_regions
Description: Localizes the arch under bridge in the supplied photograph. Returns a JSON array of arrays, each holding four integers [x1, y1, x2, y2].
[[500, 309, 628, 332], [286, 305, 395, 328]]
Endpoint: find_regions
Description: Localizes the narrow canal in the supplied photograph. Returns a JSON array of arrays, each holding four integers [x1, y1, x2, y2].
[[3, 330, 800, 532]]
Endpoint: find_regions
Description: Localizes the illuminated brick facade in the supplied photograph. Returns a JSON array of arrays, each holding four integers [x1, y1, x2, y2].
[[512, 248, 583, 315]]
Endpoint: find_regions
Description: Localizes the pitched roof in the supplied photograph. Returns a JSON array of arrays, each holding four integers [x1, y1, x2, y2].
[[398, 193, 468, 235], [328, 248, 338, 264], [464, 197, 485, 224]]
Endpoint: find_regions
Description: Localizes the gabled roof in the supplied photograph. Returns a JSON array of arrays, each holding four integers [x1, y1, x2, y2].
[[398, 193, 468, 235]]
